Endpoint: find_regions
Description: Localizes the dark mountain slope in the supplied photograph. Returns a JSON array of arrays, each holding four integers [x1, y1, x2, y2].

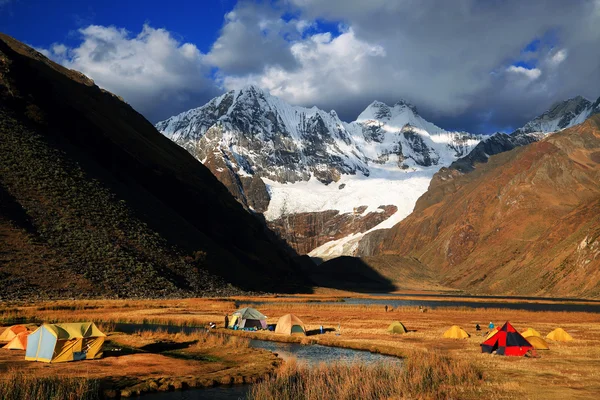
[[359, 115, 600, 297], [0, 33, 307, 299]]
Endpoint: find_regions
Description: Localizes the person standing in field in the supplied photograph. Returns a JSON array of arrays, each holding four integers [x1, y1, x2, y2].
[[488, 321, 494, 330], [224, 314, 229, 329]]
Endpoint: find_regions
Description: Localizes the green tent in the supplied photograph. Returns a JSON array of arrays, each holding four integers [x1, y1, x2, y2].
[[387, 321, 408, 334], [229, 307, 267, 329]]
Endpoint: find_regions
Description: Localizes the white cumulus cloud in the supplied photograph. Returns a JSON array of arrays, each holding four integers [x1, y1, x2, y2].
[[41, 24, 219, 122], [506, 65, 542, 80]]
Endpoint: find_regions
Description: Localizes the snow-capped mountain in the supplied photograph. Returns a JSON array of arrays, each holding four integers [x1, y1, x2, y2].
[[451, 95, 600, 172], [156, 86, 480, 240], [156, 86, 598, 259], [518, 96, 596, 134]]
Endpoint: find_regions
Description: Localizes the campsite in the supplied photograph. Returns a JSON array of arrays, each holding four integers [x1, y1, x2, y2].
[[1, 293, 599, 399]]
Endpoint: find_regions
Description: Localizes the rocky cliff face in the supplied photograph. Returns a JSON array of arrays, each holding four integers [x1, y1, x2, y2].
[[268, 205, 397, 255], [156, 87, 480, 255], [358, 115, 600, 297]]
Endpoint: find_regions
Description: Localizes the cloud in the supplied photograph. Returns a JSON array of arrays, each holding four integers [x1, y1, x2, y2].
[[219, 27, 387, 110], [205, 1, 300, 75], [35, 0, 600, 133], [211, 0, 600, 132], [41, 24, 219, 122], [549, 49, 568, 65], [506, 66, 542, 80]]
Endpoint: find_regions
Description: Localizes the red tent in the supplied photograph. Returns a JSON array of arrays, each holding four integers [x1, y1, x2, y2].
[[481, 321, 532, 356]]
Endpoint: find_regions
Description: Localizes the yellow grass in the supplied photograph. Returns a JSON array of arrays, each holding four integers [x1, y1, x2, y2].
[[0, 369, 99, 400], [2, 295, 600, 398], [249, 351, 483, 400]]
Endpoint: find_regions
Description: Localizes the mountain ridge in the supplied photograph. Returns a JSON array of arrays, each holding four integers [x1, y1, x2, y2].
[[356, 115, 600, 297]]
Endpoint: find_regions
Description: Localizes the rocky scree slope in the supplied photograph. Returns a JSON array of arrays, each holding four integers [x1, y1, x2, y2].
[[0, 34, 308, 299]]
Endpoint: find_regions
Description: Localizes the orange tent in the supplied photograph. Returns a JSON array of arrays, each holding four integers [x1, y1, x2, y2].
[[0, 325, 28, 343], [3, 331, 29, 350]]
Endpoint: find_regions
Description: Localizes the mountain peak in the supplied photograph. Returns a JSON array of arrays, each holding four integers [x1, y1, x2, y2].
[[394, 99, 418, 115], [518, 95, 594, 134]]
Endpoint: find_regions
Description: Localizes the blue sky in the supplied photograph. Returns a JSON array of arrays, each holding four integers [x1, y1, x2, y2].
[[0, 0, 235, 52], [1, 0, 599, 133]]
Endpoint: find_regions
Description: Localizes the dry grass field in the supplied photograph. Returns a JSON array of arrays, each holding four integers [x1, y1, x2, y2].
[[1, 293, 600, 399]]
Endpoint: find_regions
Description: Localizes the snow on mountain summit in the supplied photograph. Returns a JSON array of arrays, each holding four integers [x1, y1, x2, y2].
[[518, 95, 595, 134], [155, 86, 482, 257]]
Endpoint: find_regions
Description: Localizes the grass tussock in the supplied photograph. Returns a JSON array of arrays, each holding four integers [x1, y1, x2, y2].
[[0, 369, 99, 400], [249, 351, 483, 400], [135, 328, 250, 349]]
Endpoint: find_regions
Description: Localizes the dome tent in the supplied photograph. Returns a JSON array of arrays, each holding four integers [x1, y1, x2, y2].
[[443, 325, 470, 339], [546, 328, 573, 342], [387, 322, 408, 334], [0, 325, 28, 343], [521, 328, 542, 338], [275, 314, 306, 336], [3, 331, 29, 350], [526, 336, 550, 350], [25, 322, 105, 363], [228, 307, 267, 330]]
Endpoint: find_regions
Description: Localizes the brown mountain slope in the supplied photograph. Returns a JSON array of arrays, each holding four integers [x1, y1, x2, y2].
[[360, 116, 600, 297], [0, 33, 308, 299]]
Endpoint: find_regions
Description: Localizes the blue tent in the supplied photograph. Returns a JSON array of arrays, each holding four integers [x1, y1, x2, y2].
[[25, 322, 105, 363]]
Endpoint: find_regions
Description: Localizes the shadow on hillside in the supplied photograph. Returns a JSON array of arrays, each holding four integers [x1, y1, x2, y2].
[[300, 256, 397, 293]]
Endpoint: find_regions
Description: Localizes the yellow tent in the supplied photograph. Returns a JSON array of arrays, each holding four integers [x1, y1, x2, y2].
[[443, 325, 470, 339], [0, 325, 28, 343], [546, 328, 573, 342], [485, 327, 500, 340], [526, 336, 549, 350], [275, 314, 306, 336], [521, 328, 541, 338], [25, 322, 105, 363], [387, 322, 408, 334], [3, 331, 29, 350]]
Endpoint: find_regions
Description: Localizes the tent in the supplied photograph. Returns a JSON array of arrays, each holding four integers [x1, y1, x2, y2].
[[521, 328, 542, 338], [484, 326, 500, 340], [546, 328, 573, 342], [481, 322, 533, 356], [443, 325, 470, 339], [3, 331, 29, 350], [25, 322, 105, 363], [387, 322, 408, 334], [229, 308, 267, 329], [0, 325, 28, 343], [526, 336, 549, 350], [275, 314, 306, 336]]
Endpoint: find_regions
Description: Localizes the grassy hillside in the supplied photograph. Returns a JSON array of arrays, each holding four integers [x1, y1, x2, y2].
[[0, 33, 308, 299]]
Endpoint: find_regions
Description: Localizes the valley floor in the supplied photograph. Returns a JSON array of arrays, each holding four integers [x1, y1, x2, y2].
[[1, 293, 600, 399]]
